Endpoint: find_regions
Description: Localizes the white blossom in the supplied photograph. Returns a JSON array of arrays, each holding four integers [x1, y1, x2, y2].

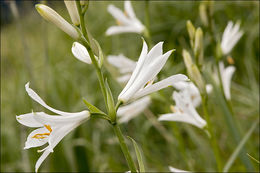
[[159, 89, 207, 129], [106, 1, 145, 35], [16, 83, 89, 172], [71, 42, 93, 64], [118, 40, 188, 103], [221, 21, 243, 55], [169, 166, 190, 173]]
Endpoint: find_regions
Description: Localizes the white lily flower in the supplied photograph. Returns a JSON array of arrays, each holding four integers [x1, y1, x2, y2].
[[221, 21, 243, 55], [71, 42, 94, 64], [219, 61, 236, 100], [35, 4, 79, 39], [172, 81, 212, 107], [106, 1, 145, 35], [117, 96, 151, 123], [16, 83, 90, 172], [118, 40, 188, 103], [159, 90, 207, 129], [169, 166, 190, 173], [107, 54, 136, 83], [64, 0, 80, 26]]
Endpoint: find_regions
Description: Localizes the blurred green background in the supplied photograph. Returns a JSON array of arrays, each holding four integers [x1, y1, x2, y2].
[[1, 1, 259, 172]]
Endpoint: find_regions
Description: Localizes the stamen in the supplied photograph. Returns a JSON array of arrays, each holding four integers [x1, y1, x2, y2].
[[170, 105, 176, 113], [116, 19, 122, 26], [32, 125, 52, 139]]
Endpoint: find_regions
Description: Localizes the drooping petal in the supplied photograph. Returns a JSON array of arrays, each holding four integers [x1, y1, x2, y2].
[[71, 42, 92, 64], [222, 66, 235, 100], [35, 149, 51, 172], [24, 127, 49, 149], [169, 166, 190, 173], [106, 25, 143, 35], [33, 111, 90, 125], [133, 74, 188, 100], [16, 112, 43, 127], [118, 96, 151, 123], [124, 1, 136, 19], [119, 40, 148, 99], [25, 82, 87, 116]]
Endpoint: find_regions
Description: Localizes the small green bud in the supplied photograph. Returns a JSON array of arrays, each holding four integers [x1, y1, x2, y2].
[[191, 65, 205, 94], [186, 20, 196, 47], [194, 27, 204, 67], [199, 3, 208, 26]]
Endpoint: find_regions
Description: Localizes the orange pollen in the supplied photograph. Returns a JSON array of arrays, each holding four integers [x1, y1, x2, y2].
[[32, 125, 52, 139], [116, 19, 122, 26]]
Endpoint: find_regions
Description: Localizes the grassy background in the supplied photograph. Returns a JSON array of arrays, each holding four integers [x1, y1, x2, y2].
[[1, 1, 259, 172]]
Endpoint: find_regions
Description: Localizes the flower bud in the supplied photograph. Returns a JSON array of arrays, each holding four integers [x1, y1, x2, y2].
[[186, 20, 196, 47], [182, 49, 193, 75], [64, 0, 80, 26], [194, 27, 204, 66], [199, 3, 208, 26], [35, 4, 80, 39]]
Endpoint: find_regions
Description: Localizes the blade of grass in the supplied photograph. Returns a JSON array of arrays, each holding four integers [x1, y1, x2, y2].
[[223, 120, 258, 172]]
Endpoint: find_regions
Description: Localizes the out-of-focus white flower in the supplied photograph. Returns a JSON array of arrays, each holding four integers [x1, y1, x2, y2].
[[106, 1, 145, 35], [118, 40, 188, 103], [159, 90, 207, 129], [219, 61, 235, 100], [221, 21, 243, 55], [173, 81, 212, 107], [16, 83, 90, 172], [71, 42, 94, 64], [107, 54, 136, 83], [117, 96, 151, 123], [169, 166, 190, 173], [35, 4, 79, 39], [64, 0, 80, 26]]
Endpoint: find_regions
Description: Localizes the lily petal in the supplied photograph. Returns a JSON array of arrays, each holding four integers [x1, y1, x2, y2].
[[107, 4, 131, 26], [106, 25, 143, 35], [25, 82, 86, 116], [133, 74, 188, 100], [24, 127, 49, 149], [107, 54, 136, 73], [124, 1, 136, 19], [118, 96, 151, 123], [35, 149, 51, 172], [16, 112, 43, 127]]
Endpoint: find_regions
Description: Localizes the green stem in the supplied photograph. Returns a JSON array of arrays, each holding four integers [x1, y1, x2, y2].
[[76, 2, 137, 172], [201, 95, 222, 171], [112, 124, 137, 173], [76, 0, 108, 111]]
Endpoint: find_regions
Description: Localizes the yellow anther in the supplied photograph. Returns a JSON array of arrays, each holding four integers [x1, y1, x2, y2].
[[44, 125, 52, 132], [32, 125, 52, 139], [191, 95, 196, 100], [227, 56, 234, 65], [116, 19, 122, 26], [124, 10, 128, 17]]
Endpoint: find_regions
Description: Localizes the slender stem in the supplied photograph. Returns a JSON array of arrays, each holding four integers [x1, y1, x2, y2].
[[201, 95, 222, 171], [112, 124, 137, 173], [76, 2, 137, 171], [76, 1, 108, 111]]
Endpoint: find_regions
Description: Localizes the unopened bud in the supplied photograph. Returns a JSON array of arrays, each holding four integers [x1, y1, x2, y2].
[[194, 27, 204, 66], [191, 65, 205, 94], [199, 3, 208, 26], [64, 0, 80, 26], [186, 20, 196, 47], [35, 4, 80, 39], [182, 49, 193, 76]]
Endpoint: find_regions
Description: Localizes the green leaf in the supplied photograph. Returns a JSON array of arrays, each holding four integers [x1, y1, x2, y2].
[[127, 136, 145, 172], [83, 98, 104, 114], [223, 120, 259, 172]]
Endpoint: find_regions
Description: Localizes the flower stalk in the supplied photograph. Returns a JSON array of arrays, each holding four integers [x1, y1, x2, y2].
[[76, 1, 137, 172]]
